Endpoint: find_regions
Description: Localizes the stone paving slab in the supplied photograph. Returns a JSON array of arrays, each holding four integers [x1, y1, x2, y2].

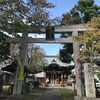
[[28, 93, 42, 96], [37, 88, 61, 100]]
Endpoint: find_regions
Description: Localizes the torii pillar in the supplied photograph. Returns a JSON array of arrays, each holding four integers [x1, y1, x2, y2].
[[73, 31, 84, 96], [13, 32, 28, 95]]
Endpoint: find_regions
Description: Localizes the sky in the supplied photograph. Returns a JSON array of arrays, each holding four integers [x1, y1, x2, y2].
[[48, 0, 79, 19], [48, 0, 100, 19], [32, 0, 100, 56]]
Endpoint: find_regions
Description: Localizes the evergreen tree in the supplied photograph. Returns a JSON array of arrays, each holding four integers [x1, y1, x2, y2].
[[61, 0, 100, 25], [59, 43, 73, 63], [0, 33, 10, 61], [59, 0, 100, 63]]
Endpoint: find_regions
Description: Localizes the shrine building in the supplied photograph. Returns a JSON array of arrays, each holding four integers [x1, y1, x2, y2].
[[43, 56, 74, 84]]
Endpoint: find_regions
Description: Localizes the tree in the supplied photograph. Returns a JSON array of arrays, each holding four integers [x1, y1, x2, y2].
[[59, 0, 100, 64], [0, 0, 57, 70], [0, 33, 10, 61], [61, 0, 100, 25], [0, 0, 59, 62], [0, 0, 58, 95], [75, 0, 100, 23], [0, 0, 55, 34], [26, 44, 48, 73], [61, 11, 81, 25], [12, 43, 47, 73], [74, 17, 100, 63], [59, 43, 73, 63]]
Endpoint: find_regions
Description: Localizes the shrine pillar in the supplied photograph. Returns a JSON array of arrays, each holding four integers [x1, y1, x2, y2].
[[73, 31, 83, 96], [13, 32, 28, 95]]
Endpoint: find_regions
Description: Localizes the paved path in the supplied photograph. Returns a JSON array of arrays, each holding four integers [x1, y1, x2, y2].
[[38, 88, 61, 100]]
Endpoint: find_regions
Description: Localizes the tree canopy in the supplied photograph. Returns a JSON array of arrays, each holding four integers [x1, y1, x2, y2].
[[74, 17, 100, 63], [26, 44, 48, 73], [59, 0, 100, 64], [0, 0, 55, 34], [61, 0, 100, 25], [0, 33, 10, 61], [59, 43, 73, 63], [0, 0, 57, 61]]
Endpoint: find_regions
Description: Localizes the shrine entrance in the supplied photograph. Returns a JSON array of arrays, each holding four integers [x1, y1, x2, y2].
[[45, 64, 62, 84], [6, 24, 87, 96]]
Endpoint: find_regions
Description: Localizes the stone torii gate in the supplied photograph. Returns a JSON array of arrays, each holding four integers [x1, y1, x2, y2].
[[6, 24, 86, 96]]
